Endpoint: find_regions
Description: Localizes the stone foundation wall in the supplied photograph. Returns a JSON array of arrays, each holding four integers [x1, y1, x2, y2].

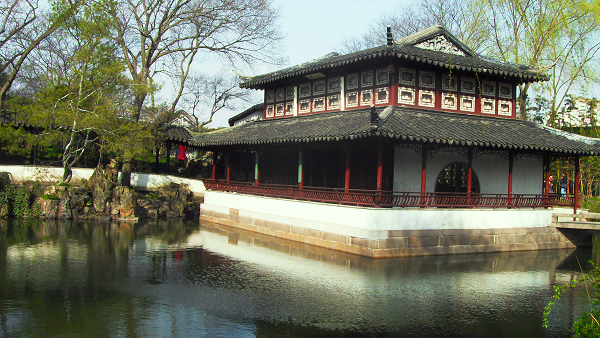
[[200, 208, 588, 258]]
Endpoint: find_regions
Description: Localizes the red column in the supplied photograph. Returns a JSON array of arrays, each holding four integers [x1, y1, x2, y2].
[[377, 143, 383, 192], [421, 144, 427, 194], [211, 151, 217, 181], [508, 151, 514, 195], [226, 149, 231, 182], [543, 154, 550, 205], [421, 144, 428, 208], [377, 143, 384, 205], [508, 150, 514, 208], [345, 147, 351, 192], [574, 155, 580, 215], [467, 147, 473, 197]]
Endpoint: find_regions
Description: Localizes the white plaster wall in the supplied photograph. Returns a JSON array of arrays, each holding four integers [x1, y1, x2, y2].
[[393, 147, 421, 192], [513, 156, 544, 194], [393, 148, 543, 195], [0, 165, 206, 195], [202, 191, 555, 240], [473, 154, 508, 194]]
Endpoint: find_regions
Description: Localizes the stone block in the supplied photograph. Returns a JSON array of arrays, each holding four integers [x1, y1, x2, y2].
[[349, 237, 372, 248], [441, 235, 471, 246], [378, 237, 408, 249], [407, 236, 440, 248], [496, 234, 528, 245], [322, 232, 348, 244], [471, 234, 496, 245]]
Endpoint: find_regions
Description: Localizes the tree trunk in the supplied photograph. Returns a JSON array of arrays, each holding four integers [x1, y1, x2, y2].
[[62, 162, 73, 183], [120, 156, 132, 187]]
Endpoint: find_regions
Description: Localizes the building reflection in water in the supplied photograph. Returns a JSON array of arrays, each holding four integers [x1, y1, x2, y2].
[[0, 218, 591, 337]]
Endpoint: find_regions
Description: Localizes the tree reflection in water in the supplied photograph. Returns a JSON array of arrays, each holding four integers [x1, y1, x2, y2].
[[0, 218, 593, 337]]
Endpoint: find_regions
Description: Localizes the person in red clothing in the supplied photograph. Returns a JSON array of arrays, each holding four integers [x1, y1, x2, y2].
[[177, 145, 187, 169]]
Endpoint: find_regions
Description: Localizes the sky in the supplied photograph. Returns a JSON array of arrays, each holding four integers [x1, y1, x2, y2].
[[206, 0, 408, 127]]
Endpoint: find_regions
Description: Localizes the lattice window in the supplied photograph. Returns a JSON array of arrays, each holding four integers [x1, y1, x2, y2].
[[313, 97, 326, 112], [346, 91, 358, 108], [442, 74, 457, 92], [313, 80, 326, 96], [498, 100, 512, 116], [498, 83, 512, 99], [266, 90, 275, 103], [398, 86, 415, 105], [327, 94, 340, 110], [361, 89, 373, 106], [346, 73, 359, 90], [328, 78, 341, 93], [299, 99, 311, 114], [276, 88, 285, 102], [419, 71, 435, 89], [461, 95, 475, 112], [441, 93, 457, 110], [299, 83, 311, 98], [399, 68, 416, 86], [481, 81, 496, 97], [286, 87, 295, 100], [275, 103, 284, 116], [481, 98, 495, 114], [419, 90, 435, 107], [376, 68, 389, 85], [361, 71, 373, 87], [285, 102, 294, 115], [375, 87, 389, 104], [461, 78, 476, 94], [266, 104, 274, 117]]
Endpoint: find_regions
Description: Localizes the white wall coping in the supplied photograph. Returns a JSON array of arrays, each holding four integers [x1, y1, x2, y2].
[[202, 190, 558, 240], [0, 165, 206, 195]]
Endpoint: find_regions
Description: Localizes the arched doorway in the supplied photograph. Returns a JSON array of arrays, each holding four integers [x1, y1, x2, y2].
[[434, 162, 480, 193]]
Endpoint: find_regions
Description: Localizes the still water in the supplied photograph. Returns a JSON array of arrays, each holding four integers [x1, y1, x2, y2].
[[0, 219, 594, 337]]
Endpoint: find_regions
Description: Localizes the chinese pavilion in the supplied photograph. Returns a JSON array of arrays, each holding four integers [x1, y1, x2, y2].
[[187, 26, 600, 257]]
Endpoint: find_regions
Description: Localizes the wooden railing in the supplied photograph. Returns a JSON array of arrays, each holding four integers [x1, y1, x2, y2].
[[203, 180, 575, 209]]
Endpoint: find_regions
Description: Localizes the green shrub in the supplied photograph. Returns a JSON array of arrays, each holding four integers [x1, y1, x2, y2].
[[0, 183, 41, 219], [544, 261, 600, 337]]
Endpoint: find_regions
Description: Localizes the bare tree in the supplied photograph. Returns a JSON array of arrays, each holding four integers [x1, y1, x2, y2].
[[101, 0, 283, 186], [180, 72, 250, 131], [0, 0, 81, 108], [340, 0, 488, 54], [104, 0, 283, 122]]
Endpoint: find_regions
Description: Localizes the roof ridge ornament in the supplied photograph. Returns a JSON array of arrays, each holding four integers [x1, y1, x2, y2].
[[414, 35, 466, 56], [387, 25, 394, 46]]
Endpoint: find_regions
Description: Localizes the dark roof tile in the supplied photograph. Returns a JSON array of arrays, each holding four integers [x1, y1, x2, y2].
[[190, 107, 600, 155]]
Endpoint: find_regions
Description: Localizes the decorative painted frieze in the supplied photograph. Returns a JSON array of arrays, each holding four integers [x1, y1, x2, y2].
[[415, 35, 466, 56]]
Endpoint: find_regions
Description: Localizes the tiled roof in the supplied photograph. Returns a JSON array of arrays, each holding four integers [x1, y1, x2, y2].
[[228, 103, 264, 126], [0, 110, 35, 128], [165, 125, 192, 143], [240, 26, 546, 89], [190, 107, 600, 155]]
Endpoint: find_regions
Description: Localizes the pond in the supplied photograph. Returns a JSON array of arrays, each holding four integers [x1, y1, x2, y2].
[[0, 219, 594, 337]]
